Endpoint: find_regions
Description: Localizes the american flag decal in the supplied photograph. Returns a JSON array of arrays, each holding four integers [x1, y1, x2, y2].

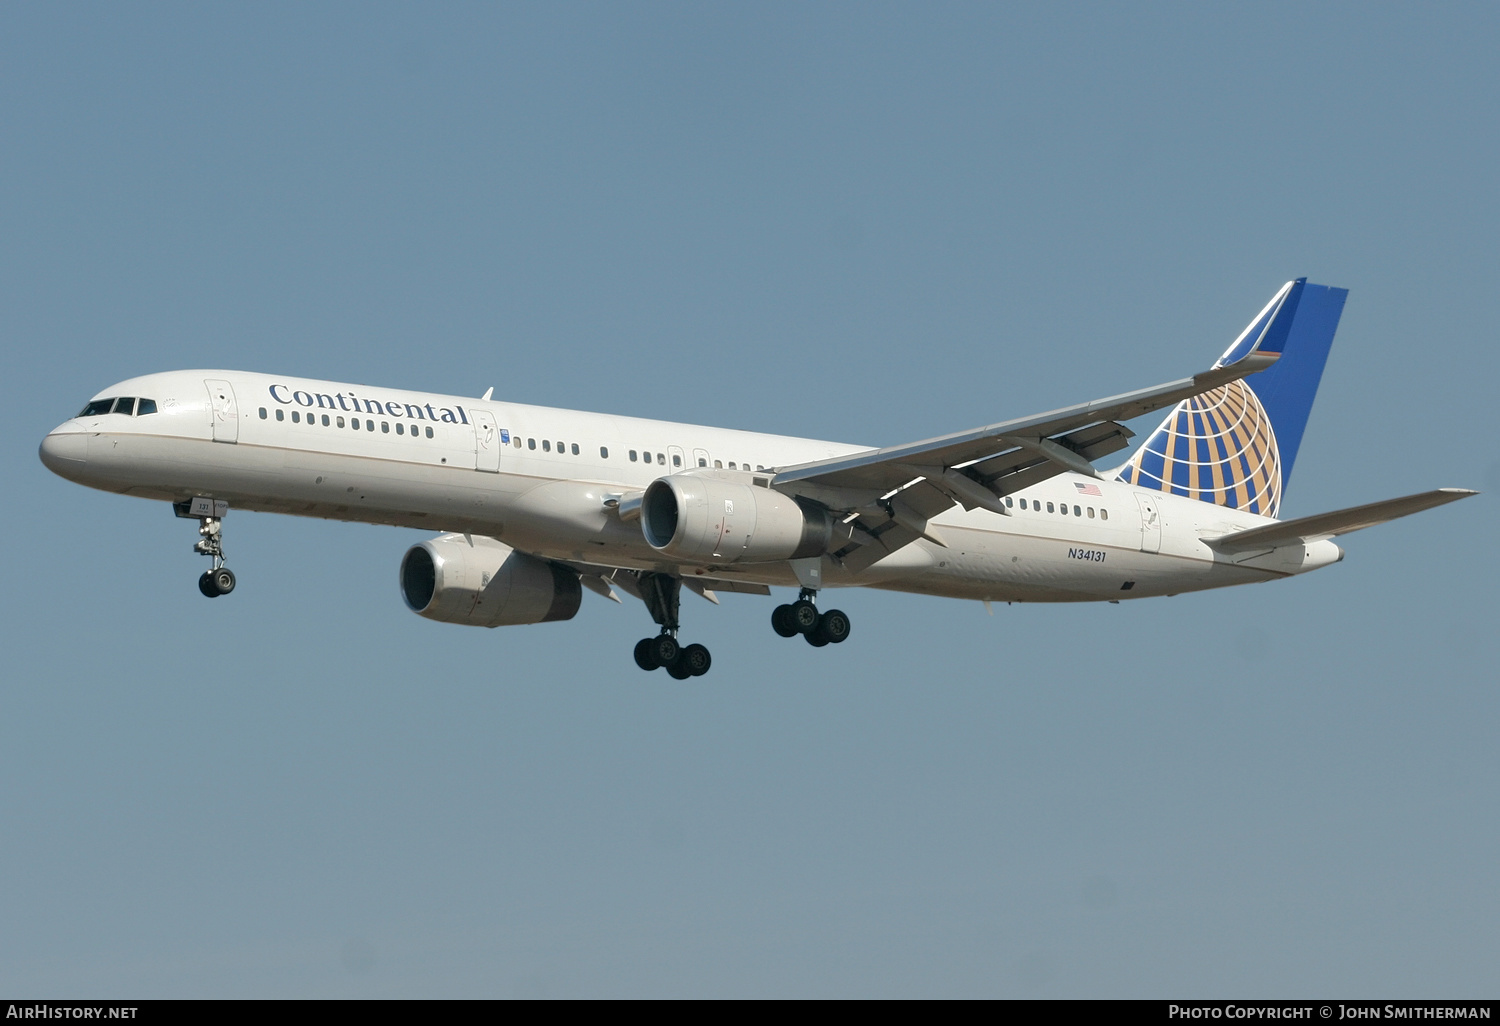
[[1074, 481, 1103, 496]]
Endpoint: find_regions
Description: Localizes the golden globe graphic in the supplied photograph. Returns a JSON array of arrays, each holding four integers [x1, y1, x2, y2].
[[1118, 377, 1282, 518]]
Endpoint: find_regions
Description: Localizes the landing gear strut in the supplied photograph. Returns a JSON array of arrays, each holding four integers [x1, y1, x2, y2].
[[772, 588, 851, 647], [631, 572, 712, 678], [176, 498, 235, 598]]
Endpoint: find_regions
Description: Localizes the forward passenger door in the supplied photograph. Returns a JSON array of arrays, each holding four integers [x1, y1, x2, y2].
[[471, 410, 501, 473], [204, 379, 238, 443]]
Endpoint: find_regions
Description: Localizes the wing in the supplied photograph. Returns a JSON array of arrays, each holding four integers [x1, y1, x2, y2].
[[770, 350, 1281, 573], [1203, 489, 1477, 551]]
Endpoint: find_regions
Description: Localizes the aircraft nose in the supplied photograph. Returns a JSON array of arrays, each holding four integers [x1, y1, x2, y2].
[[39, 428, 88, 477]]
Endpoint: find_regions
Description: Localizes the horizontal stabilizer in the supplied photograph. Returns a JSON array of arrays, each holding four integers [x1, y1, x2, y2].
[[1205, 488, 1477, 551]]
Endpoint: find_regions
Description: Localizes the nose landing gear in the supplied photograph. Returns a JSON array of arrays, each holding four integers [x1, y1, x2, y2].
[[175, 498, 235, 597], [630, 572, 713, 678], [772, 589, 851, 647]]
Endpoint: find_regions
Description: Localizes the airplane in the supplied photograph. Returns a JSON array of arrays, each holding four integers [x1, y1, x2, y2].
[[38, 279, 1476, 678]]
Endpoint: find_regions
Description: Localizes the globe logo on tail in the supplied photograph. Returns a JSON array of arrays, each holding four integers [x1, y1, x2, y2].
[[1117, 378, 1282, 518]]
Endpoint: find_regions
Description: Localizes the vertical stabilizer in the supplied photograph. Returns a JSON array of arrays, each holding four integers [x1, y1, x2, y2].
[[1116, 279, 1347, 518]]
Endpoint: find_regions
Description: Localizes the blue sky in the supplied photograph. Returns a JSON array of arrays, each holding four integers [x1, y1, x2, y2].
[[3, 2, 1496, 997]]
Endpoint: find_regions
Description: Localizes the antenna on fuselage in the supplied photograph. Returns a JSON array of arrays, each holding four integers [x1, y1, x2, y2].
[[480, 387, 493, 401]]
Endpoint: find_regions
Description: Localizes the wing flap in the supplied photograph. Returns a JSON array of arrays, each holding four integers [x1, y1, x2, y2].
[[1205, 489, 1477, 551]]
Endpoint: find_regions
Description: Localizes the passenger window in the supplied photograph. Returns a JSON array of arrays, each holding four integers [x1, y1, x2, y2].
[[1046, 501, 1054, 513], [1087, 507, 1095, 518], [292, 411, 301, 423], [1074, 505, 1081, 517], [366, 420, 374, 431], [276, 409, 285, 421], [1101, 509, 1109, 521], [396, 423, 404, 435], [600, 446, 608, 458], [337, 416, 345, 428], [714, 460, 722, 469], [322, 414, 330, 427], [556, 441, 564, 453], [543, 440, 551, 452], [571, 443, 579, 455], [657, 453, 665, 465], [79, 399, 114, 417], [113, 397, 136, 415], [728, 462, 737, 470], [629, 450, 638, 462], [698, 458, 707, 467], [1019, 498, 1027, 510], [672, 454, 682, 468], [528, 438, 536, 449], [351, 417, 360, 430], [259, 408, 268, 420], [427, 427, 434, 439], [136, 399, 157, 416], [381, 422, 389, 433]]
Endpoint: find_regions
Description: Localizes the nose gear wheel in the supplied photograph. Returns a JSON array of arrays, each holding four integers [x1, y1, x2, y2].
[[176, 499, 237, 597]]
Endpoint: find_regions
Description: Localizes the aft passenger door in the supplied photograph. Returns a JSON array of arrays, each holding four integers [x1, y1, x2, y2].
[[1134, 493, 1162, 553], [471, 410, 501, 473], [204, 379, 238, 443]]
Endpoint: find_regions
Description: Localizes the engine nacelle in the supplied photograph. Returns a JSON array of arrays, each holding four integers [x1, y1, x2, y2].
[[400, 534, 582, 627], [640, 474, 831, 563]]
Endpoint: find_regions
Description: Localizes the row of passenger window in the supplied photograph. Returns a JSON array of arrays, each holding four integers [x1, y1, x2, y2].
[[511, 437, 766, 472], [627, 450, 764, 471], [1005, 495, 1109, 520], [79, 397, 159, 417], [518, 437, 587, 456], [259, 406, 436, 438]]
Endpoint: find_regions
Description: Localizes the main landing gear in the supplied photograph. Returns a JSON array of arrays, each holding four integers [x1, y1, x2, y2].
[[771, 589, 851, 648], [631, 572, 713, 679], [175, 498, 236, 598]]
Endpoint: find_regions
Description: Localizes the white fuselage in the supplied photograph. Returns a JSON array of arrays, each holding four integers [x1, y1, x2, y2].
[[39, 370, 1343, 604]]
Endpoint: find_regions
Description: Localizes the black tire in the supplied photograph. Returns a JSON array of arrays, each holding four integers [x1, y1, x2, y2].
[[198, 572, 219, 598], [789, 599, 820, 635], [211, 568, 236, 595], [771, 604, 799, 638], [633, 637, 661, 671], [819, 609, 852, 644], [651, 634, 680, 667], [666, 656, 693, 680], [805, 627, 830, 647], [682, 643, 712, 677]]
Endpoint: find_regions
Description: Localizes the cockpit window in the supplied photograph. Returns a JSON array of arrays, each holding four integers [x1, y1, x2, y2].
[[78, 396, 159, 417]]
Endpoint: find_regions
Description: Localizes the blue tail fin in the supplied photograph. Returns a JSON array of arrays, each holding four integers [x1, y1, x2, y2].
[[1116, 279, 1348, 518]]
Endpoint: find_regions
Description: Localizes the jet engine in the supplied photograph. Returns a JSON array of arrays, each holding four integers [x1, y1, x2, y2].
[[640, 474, 831, 563], [400, 533, 582, 627]]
